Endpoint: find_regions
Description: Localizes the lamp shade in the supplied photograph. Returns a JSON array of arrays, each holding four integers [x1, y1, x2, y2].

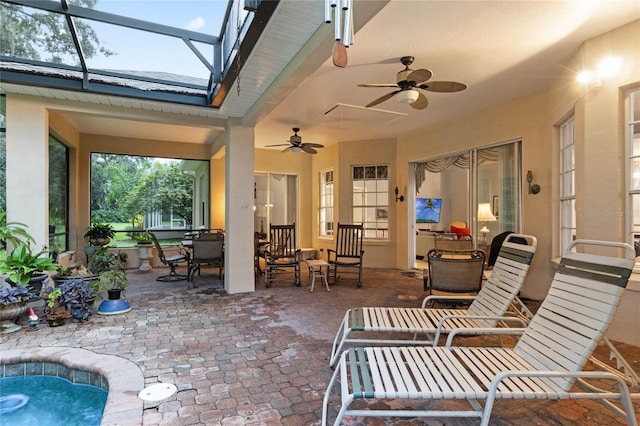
[[477, 203, 496, 222], [397, 89, 419, 104]]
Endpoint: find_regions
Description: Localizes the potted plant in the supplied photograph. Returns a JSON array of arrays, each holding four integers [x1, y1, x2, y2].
[[83, 221, 115, 257], [86, 246, 123, 275], [0, 242, 61, 289], [134, 232, 154, 271], [0, 283, 31, 332], [95, 269, 131, 315], [43, 287, 65, 326], [96, 269, 129, 300]]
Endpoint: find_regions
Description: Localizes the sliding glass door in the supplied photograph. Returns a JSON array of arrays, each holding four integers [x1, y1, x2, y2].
[[254, 173, 298, 236], [412, 140, 522, 267]]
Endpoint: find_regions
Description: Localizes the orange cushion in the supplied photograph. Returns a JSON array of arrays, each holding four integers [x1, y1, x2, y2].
[[451, 225, 470, 235]]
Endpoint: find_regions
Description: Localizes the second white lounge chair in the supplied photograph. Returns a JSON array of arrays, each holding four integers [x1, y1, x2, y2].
[[328, 233, 537, 367]]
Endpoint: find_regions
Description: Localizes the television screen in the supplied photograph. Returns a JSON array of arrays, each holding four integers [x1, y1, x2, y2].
[[416, 198, 442, 223]]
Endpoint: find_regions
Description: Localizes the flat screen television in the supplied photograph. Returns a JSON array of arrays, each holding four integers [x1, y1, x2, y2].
[[416, 198, 442, 223]]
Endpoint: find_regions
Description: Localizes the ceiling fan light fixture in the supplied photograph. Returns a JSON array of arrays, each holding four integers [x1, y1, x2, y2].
[[397, 89, 419, 104], [290, 146, 303, 153]]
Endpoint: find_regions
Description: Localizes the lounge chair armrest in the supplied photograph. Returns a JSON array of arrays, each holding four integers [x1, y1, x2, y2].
[[421, 294, 477, 308], [438, 314, 527, 331], [445, 327, 526, 347]]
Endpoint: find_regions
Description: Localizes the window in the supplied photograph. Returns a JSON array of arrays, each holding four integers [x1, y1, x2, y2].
[[352, 165, 389, 239], [90, 153, 209, 246], [49, 135, 69, 253], [627, 88, 640, 253], [319, 169, 334, 237], [559, 115, 576, 253]]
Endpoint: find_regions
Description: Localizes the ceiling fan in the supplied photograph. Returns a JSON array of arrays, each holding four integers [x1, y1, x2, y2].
[[265, 128, 324, 154], [358, 56, 467, 110]]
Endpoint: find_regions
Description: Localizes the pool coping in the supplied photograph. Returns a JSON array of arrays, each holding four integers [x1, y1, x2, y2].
[[0, 347, 144, 426]]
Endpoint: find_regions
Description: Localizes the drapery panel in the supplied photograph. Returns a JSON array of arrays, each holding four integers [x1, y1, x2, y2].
[[414, 149, 498, 193]]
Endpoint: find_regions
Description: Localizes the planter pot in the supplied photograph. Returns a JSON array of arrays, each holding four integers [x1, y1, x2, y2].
[[52, 274, 99, 287], [107, 289, 122, 300], [0, 301, 29, 333], [47, 315, 65, 327], [137, 244, 154, 271]]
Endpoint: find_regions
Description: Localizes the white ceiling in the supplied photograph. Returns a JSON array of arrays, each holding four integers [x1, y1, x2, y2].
[[253, 0, 640, 148], [6, 0, 639, 151]]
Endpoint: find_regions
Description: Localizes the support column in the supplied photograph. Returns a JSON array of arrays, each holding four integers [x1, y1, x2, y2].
[[5, 96, 49, 249], [224, 122, 255, 294]]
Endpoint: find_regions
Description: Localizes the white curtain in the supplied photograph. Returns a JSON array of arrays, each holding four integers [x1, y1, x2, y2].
[[415, 149, 498, 193]]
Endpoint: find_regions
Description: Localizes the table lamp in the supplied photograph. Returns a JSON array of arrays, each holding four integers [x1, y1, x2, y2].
[[478, 202, 497, 243]]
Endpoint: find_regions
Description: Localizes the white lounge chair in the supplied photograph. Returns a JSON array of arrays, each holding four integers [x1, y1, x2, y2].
[[322, 239, 637, 426], [328, 234, 537, 367]]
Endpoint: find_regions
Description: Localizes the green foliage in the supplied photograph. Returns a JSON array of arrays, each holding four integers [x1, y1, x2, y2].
[[0, 211, 35, 248], [133, 232, 153, 244], [124, 163, 193, 226], [84, 221, 115, 245], [46, 288, 62, 309], [97, 269, 128, 293], [0, 243, 61, 285], [86, 246, 123, 275], [0, 1, 115, 64]]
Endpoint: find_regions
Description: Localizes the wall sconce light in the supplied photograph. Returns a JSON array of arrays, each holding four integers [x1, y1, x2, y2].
[[394, 187, 404, 202], [527, 170, 541, 195]]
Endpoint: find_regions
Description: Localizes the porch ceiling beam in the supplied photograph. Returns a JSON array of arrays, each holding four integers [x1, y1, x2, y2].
[[0, 70, 214, 108]]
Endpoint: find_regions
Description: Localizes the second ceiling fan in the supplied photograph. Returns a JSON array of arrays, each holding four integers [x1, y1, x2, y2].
[[358, 56, 467, 110], [266, 128, 324, 154]]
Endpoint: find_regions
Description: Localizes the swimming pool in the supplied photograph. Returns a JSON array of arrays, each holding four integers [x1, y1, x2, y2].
[[0, 347, 145, 425], [0, 375, 107, 425]]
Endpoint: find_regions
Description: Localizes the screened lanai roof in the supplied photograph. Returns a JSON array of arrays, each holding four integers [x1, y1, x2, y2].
[[0, 0, 273, 108]]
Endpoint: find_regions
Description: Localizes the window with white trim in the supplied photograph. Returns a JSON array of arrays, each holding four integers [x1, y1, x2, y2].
[[559, 115, 576, 253], [627, 88, 640, 254], [352, 164, 389, 239], [319, 169, 334, 237]]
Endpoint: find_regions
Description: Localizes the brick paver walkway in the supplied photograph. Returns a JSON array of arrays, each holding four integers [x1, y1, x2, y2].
[[1, 266, 638, 425]]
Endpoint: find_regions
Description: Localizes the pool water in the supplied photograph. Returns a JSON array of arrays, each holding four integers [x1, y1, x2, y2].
[[0, 375, 107, 426]]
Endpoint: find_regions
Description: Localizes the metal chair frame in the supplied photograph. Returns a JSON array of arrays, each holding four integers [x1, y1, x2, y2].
[[150, 232, 190, 282]]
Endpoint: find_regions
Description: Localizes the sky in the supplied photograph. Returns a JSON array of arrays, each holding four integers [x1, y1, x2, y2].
[[82, 0, 232, 79]]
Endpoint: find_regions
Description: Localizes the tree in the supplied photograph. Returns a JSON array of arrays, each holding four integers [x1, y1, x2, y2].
[[0, 0, 114, 64], [90, 153, 150, 223], [124, 163, 193, 227]]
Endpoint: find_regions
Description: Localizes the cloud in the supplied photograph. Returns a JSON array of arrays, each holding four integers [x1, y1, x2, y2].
[[186, 17, 206, 31]]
